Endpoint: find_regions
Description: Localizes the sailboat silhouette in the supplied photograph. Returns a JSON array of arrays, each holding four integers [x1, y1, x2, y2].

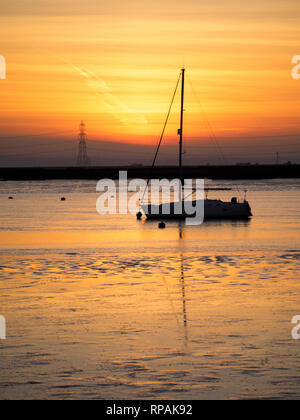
[[141, 68, 253, 221]]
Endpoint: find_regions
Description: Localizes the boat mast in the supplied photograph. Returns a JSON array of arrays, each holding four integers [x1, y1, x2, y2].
[[179, 67, 185, 200]]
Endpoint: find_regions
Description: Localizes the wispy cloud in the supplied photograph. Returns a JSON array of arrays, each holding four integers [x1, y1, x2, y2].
[[65, 60, 148, 125]]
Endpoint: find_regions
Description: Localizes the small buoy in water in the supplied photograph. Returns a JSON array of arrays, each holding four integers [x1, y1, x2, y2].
[[8, 196, 13, 200], [61, 197, 66, 201], [136, 211, 142, 220], [158, 222, 166, 229]]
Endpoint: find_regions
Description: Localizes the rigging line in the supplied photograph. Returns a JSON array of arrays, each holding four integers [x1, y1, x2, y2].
[[186, 78, 226, 166], [148, 79, 181, 166], [186, 74, 243, 201], [186, 76, 226, 163], [140, 71, 181, 205], [88, 148, 180, 155]]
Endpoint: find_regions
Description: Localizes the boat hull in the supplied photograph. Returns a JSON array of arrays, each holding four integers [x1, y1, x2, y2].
[[141, 199, 252, 220]]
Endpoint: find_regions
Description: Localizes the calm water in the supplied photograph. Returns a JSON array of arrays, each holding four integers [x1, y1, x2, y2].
[[0, 178, 300, 399]]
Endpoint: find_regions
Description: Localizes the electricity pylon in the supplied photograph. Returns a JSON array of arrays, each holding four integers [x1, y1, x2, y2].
[[76, 120, 90, 166]]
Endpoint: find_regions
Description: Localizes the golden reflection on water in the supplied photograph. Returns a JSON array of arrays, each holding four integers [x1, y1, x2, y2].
[[0, 217, 297, 252], [1, 240, 300, 398], [1, 181, 300, 399]]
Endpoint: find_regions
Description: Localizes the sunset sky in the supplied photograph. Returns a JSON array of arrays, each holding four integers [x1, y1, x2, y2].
[[0, 0, 300, 166]]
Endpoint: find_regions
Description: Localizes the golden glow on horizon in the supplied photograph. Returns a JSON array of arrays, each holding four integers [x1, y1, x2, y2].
[[1, 1, 300, 146]]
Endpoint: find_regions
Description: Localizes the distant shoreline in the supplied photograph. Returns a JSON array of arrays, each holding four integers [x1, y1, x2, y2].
[[0, 164, 299, 181]]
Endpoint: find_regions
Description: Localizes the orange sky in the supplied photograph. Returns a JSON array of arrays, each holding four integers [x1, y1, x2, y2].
[[0, 0, 300, 165]]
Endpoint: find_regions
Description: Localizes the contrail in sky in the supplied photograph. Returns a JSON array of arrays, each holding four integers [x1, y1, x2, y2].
[[63, 60, 148, 125]]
